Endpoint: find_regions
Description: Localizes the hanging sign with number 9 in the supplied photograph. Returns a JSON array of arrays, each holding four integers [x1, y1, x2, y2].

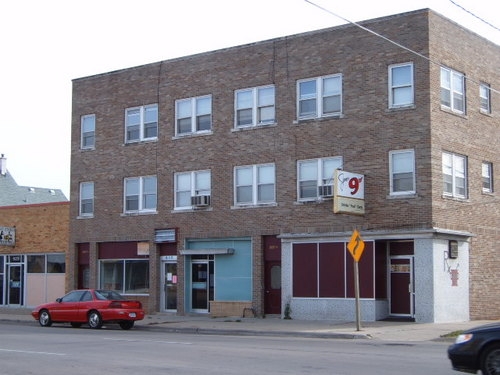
[[335, 171, 364, 199]]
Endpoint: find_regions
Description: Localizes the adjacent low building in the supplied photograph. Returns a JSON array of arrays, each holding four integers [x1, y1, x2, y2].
[[69, 9, 499, 323], [0, 154, 69, 307]]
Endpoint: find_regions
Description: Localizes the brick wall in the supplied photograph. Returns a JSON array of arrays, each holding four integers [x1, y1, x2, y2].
[[69, 9, 499, 318]]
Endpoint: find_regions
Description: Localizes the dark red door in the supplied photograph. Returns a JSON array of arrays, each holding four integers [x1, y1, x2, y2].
[[264, 261, 281, 314], [390, 257, 413, 316], [264, 235, 281, 315]]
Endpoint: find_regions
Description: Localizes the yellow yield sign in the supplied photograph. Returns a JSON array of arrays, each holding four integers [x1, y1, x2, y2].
[[347, 229, 365, 263]]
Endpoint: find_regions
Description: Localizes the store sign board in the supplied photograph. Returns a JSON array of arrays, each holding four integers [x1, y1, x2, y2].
[[0, 226, 15, 246], [333, 170, 365, 215]]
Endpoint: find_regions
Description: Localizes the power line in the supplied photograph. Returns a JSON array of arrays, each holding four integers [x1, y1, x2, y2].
[[449, 0, 500, 33], [304, 0, 500, 96]]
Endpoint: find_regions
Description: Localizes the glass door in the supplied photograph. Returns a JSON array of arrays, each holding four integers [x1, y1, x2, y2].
[[163, 262, 177, 311], [191, 259, 214, 313], [7, 264, 23, 306]]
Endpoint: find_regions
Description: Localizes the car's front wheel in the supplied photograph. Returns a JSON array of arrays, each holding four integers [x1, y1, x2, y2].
[[119, 321, 134, 330], [481, 343, 500, 375], [88, 311, 103, 329], [38, 310, 52, 327]]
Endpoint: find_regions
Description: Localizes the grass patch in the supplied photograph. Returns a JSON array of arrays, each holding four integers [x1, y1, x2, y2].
[[441, 330, 463, 338]]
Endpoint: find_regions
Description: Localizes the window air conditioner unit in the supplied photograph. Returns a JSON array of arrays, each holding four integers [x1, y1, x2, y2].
[[191, 195, 211, 207], [318, 185, 333, 197]]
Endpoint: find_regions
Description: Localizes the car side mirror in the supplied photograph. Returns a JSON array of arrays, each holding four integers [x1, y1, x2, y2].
[[56, 298, 62, 303]]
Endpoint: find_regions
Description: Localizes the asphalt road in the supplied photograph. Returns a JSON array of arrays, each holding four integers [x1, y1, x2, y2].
[[0, 321, 458, 375]]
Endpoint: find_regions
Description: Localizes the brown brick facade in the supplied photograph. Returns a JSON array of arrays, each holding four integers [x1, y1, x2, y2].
[[69, 9, 499, 320]]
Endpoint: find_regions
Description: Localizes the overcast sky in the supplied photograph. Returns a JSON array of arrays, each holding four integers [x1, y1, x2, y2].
[[0, 0, 498, 199]]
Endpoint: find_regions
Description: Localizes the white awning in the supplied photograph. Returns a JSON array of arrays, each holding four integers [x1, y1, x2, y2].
[[180, 248, 235, 255]]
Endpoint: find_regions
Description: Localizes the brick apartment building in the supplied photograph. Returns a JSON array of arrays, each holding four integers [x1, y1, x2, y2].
[[0, 155, 69, 307], [69, 9, 499, 323]]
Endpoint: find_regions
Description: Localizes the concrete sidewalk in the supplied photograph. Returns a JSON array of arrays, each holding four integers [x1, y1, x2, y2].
[[1, 307, 495, 342]]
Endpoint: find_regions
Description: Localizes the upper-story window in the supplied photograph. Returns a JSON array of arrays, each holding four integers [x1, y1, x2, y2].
[[175, 170, 211, 209], [234, 163, 275, 206], [389, 149, 415, 195], [440, 67, 465, 114], [297, 74, 342, 119], [176, 95, 212, 136], [482, 162, 493, 193], [79, 181, 94, 216], [81, 114, 95, 149], [125, 104, 158, 143], [124, 176, 157, 213], [235, 85, 275, 128], [389, 63, 414, 108], [297, 157, 343, 201], [442, 151, 467, 199], [480, 83, 491, 114]]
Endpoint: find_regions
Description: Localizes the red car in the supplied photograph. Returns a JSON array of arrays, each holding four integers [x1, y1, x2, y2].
[[31, 289, 145, 330]]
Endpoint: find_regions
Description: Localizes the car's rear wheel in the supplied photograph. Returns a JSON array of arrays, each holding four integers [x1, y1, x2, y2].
[[88, 311, 103, 329], [38, 310, 52, 327], [70, 322, 82, 328], [480, 343, 500, 375], [119, 321, 134, 330]]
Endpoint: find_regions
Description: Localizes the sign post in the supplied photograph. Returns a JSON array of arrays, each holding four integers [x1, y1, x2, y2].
[[347, 229, 365, 331]]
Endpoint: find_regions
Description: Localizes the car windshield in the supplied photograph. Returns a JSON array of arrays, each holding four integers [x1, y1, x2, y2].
[[95, 290, 125, 301]]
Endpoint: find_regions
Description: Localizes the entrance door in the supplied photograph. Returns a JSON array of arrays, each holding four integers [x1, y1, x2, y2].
[[7, 264, 23, 306], [390, 257, 414, 317], [163, 262, 177, 311], [264, 261, 281, 314], [191, 261, 213, 312]]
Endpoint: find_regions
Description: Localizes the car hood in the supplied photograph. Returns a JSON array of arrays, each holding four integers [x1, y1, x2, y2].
[[464, 322, 500, 334]]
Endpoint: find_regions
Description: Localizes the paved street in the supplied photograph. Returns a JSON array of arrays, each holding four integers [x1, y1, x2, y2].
[[0, 321, 459, 375]]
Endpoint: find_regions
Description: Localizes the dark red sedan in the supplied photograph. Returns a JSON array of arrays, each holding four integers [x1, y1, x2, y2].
[[31, 289, 145, 330]]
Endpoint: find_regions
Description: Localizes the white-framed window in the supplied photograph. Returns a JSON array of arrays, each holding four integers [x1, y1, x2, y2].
[[297, 157, 343, 201], [234, 163, 275, 206], [175, 95, 212, 135], [389, 149, 415, 195], [440, 67, 465, 114], [79, 181, 94, 216], [482, 162, 493, 193], [235, 85, 275, 127], [99, 259, 149, 295], [125, 104, 158, 143], [297, 74, 342, 119], [124, 176, 157, 213], [389, 63, 414, 108], [480, 83, 491, 114], [175, 170, 211, 209], [81, 114, 95, 149], [442, 152, 467, 198]]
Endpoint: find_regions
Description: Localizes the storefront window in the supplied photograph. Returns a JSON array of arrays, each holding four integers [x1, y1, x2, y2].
[[47, 254, 65, 273], [99, 259, 149, 295], [27, 255, 45, 273]]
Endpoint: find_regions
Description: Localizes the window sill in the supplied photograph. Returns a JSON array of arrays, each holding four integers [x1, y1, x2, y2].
[[440, 106, 467, 119], [386, 104, 416, 112], [232, 122, 277, 132], [441, 194, 469, 202], [386, 193, 417, 199], [294, 198, 331, 205], [172, 207, 213, 213], [231, 202, 277, 209], [172, 131, 213, 140], [123, 138, 158, 146], [293, 113, 344, 124], [121, 211, 158, 217], [77, 215, 94, 219]]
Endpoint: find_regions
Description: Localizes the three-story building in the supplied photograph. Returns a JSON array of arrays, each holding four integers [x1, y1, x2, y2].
[[69, 9, 499, 323]]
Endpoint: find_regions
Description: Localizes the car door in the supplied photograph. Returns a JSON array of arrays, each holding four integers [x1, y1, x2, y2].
[[50, 291, 86, 322]]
